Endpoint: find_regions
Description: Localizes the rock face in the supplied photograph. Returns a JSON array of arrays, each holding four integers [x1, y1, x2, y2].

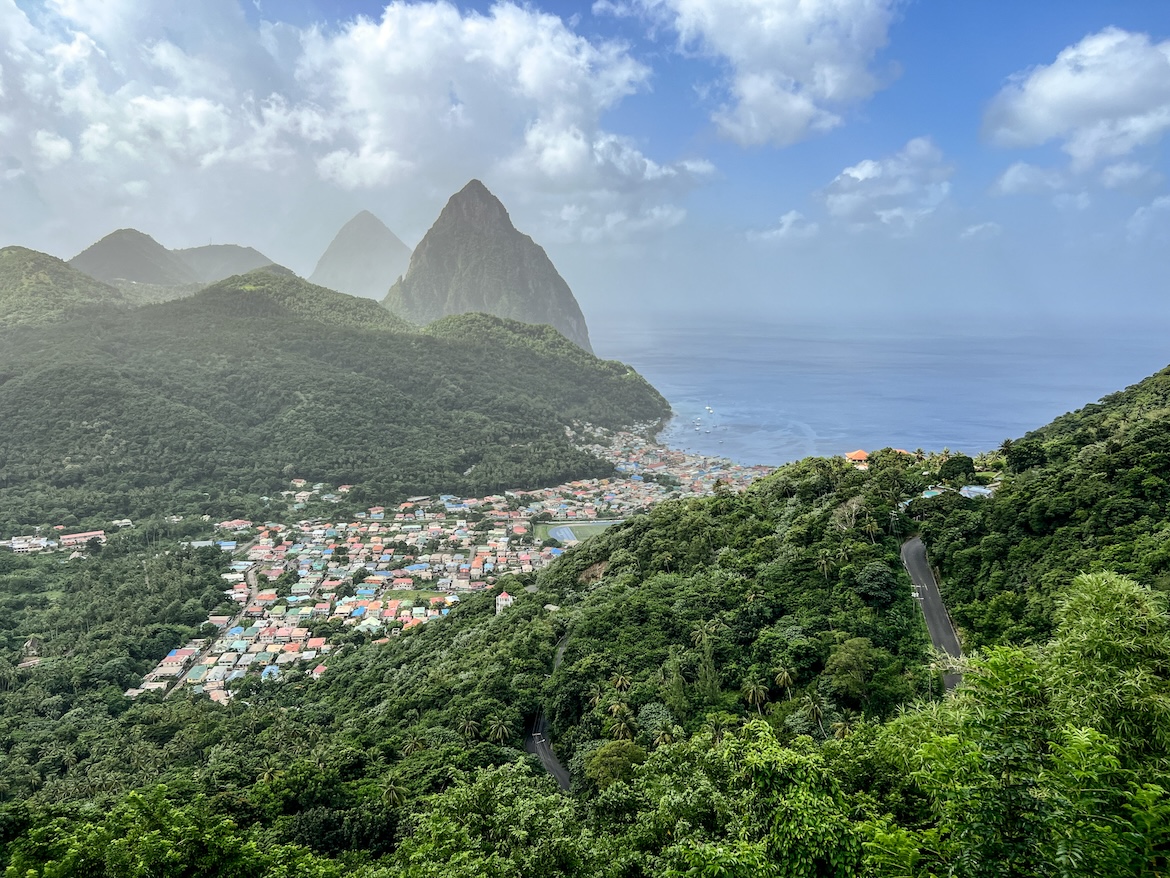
[[174, 244, 274, 283], [383, 180, 592, 352], [69, 229, 201, 286], [309, 210, 412, 299]]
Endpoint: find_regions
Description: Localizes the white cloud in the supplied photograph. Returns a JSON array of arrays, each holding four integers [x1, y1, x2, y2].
[[985, 27, 1170, 169], [1128, 195, 1170, 239], [960, 222, 1001, 241], [991, 161, 1066, 195], [645, 0, 900, 146], [0, 0, 704, 255], [32, 130, 73, 166], [1099, 161, 1161, 190], [748, 209, 819, 242], [823, 137, 951, 232]]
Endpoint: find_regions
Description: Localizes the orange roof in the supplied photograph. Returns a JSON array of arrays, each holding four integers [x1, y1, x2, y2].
[[845, 449, 869, 461]]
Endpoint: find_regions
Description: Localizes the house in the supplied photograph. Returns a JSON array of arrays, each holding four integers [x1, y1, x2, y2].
[[60, 530, 105, 547], [495, 591, 514, 615]]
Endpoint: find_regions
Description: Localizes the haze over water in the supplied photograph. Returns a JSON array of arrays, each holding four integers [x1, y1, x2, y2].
[[592, 316, 1170, 467]]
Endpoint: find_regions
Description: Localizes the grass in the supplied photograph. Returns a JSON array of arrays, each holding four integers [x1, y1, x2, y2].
[[535, 520, 621, 543]]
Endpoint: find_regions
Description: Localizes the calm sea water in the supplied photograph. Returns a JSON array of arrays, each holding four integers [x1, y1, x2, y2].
[[591, 315, 1170, 467]]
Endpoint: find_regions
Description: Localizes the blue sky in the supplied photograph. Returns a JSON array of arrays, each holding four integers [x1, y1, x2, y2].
[[3, 0, 1170, 323]]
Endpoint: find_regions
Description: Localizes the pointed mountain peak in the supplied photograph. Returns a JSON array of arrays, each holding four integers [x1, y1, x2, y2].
[[441, 179, 512, 227], [309, 209, 411, 300], [383, 180, 592, 352]]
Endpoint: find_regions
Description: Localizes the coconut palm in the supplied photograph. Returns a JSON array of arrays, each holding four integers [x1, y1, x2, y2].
[[587, 682, 605, 709], [607, 700, 630, 718], [816, 550, 834, 582], [610, 668, 632, 692], [831, 710, 861, 739], [773, 665, 794, 700], [381, 779, 408, 808], [608, 715, 634, 740], [486, 713, 511, 745], [801, 693, 827, 738], [741, 679, 769, 714], [458, 715, 480, 742], [402, 733, 428, 755], [653, 724, 683, 748]]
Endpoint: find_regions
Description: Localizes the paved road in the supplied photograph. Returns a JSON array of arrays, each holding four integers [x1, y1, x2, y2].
[[901, 537, 962, 690], [524, 634, 571, 790]]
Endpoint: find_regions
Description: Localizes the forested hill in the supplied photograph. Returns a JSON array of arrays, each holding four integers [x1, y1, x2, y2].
[[0, 246, 127, 327], [919, 361, 1170, 647], [1, 449, 1166, 876], [0, 271, 669, 533]]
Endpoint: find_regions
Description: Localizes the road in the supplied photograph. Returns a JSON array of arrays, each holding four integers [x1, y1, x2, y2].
[[524, 634, 571, 791], [900, 537, 962, 690]]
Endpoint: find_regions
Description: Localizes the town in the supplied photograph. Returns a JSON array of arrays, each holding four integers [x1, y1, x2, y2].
[[98, 427, 773, 701]]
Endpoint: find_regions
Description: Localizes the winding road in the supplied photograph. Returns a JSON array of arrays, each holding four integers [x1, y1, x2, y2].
[[901, 537, 963, 690], [524, 634, 571, 790]]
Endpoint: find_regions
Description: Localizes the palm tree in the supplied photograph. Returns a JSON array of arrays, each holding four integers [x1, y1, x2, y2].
[[653, 724, 683, 748], [458, 715, 480, 742], [801, 693, 827, 738], [610, 668, 632, 692], [741, 679, 769, 714], [381, 778, 407, 808], [402, 733, 428, 755], [258, 755, 284, 785], [587, 682, 605, 709], [816, 550, 834, 582], [608, 715, 634, 740], [773, 665, 794, 700], [831, 710, 861, 740], [607, 700, 630, 717], [486, 713, 511, 745]]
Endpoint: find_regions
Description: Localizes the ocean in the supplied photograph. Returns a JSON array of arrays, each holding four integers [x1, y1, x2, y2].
[[591, 315, 1170, 468]]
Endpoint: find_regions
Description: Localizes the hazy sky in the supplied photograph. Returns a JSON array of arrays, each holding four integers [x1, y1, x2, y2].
[[3, 0, 1170, 322]]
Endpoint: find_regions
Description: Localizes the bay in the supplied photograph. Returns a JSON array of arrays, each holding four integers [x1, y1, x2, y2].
[[591, 315, 1170, 467]]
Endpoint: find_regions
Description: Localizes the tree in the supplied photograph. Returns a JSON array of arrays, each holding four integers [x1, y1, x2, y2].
[[773, 665, 794, 700], [585, 740, 646, 790], [458, 715, 480, 742], [741, 679, 769, 714], [486, 713, 512, 745]]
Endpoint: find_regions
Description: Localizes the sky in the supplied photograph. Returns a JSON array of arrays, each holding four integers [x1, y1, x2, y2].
[[3, 0, 1170, 325]]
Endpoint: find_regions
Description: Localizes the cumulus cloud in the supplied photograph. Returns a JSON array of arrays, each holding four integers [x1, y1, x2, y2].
[[0, 0, 706, 257], [822, 137, 951, 232], [991, 161, 1066, 195], [634, 0, 900, 146], [747, 210, 819, 242], [985, 27, 1170, 170]]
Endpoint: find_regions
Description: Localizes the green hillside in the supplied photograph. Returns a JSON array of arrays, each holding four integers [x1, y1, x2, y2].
[[0, 272, 668, 532], [0, 246, 126, 326], [918, 364, 1170, 646]]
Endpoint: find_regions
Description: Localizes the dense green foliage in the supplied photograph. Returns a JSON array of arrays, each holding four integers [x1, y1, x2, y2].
[[0, 247, 126, 327], [919, 365, 1170, 646], [1, 560, 1165, 877], [0, 271, 668, 534]]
